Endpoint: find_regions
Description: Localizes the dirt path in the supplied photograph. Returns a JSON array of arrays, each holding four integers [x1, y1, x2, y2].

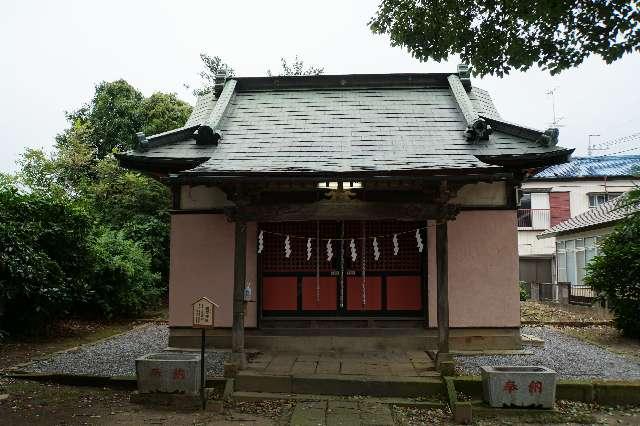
[[0, 377, 277, 425]]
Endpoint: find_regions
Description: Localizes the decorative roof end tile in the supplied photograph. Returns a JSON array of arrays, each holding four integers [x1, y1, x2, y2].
[[457, 64, 471, 90], [135, 132, 149, 152], [538, 128, 560, 147], [214, 72, 228, 98]]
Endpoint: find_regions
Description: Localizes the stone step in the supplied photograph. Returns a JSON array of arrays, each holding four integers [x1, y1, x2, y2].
[[235, 371, 445, 398], [232, 391, 445, 409]]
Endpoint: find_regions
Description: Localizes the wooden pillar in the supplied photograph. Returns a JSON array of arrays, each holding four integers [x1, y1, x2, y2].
[[231, 220, 247, 369], [436, 219, 451, 364]]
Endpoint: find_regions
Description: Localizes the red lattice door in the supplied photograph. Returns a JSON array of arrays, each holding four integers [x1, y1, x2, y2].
[[259, 221, 426, 317]]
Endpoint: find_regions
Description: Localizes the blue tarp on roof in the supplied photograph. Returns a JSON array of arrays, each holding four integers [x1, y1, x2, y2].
[[533, 155, 640, 178]]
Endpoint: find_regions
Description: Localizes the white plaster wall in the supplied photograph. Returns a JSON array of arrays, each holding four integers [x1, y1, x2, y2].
[[180, 185, 234, 209], [452, 182, 507, 207], [518, 230, 555, 256]]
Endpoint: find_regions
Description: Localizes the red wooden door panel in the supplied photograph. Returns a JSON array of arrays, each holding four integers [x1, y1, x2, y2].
[[262, 277, 297, 311], [302, 277, 337, 310], [386, 276, 422, 310], [346, 276, 382, 311]]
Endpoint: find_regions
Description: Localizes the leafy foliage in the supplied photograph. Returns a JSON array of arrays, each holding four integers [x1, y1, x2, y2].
[[519, 281, 530, 301], [141, 92, 193, 136], [192, 54, 235, 96], [585, 189, 640, 338], [56, 80, 191, 159], [1, 79, 189, 335], [369, 0, 640, 76], [193, 54, 325, 95], [267, 55, 325, 76], [0, 182, 93, 333], [88, 157, 171, 283], [88, 229, 161, 318]]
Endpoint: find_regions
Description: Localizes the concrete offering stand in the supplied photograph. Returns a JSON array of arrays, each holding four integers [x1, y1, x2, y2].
[[135, 352, 201, 395], [480, 365, 556, 408]]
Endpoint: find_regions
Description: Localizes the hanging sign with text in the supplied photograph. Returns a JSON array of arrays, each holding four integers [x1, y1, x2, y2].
[[192, 297, 218, 328]]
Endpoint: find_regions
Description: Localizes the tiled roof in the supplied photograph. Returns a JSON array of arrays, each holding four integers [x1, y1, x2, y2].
[[118, 72, 572, 177], [538, 195, 637, 238], [533, 155, 640, 179]]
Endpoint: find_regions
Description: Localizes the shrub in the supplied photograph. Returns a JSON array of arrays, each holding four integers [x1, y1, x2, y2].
[[519, 281, 530, 301], [0, 184, 93, 334], [585, 198, 640, 338], [88, 228, 161, 318]]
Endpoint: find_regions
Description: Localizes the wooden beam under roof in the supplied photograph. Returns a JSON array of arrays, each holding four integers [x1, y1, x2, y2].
[[225, 200, 458, 222]]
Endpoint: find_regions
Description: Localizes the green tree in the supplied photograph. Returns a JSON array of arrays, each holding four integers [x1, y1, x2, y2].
[[88, 157, 171, 283], [267, 55, 325, 76], [0, 181, 94, 333], [89, 228, 161, 318], [193, 54, 325, 95], [55, 80, 145, 158], [585, 189, 640, 338], [192, 54, 235, 96], [141, 92, 193, 135], [56, 80, 192, 159], [369, 0, 640, 76]]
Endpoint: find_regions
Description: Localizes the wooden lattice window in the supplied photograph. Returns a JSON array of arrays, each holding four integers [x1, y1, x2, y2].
[[259, 221, 424, 273]]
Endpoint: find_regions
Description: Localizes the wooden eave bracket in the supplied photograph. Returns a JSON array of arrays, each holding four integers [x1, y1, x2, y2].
[[195, 77, 237, 146], [447, 74, 492, 143]]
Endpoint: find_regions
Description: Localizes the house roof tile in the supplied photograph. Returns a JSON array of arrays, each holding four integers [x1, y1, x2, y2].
[[533, 155, 640, 179], [538, 195, 638, 238]]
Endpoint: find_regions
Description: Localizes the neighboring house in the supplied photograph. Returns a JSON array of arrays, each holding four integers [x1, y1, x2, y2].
[[117, 68, 571, 366], [518, 156, 640, 286], [537, 195, 638, 287]]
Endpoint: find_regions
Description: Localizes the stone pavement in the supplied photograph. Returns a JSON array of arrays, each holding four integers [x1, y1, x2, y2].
[[290, 400, 394, 426], [248, 350, 437, 377]]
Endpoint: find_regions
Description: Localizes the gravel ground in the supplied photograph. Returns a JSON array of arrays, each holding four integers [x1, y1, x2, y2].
[[456, 326, 640, 380], [22, 324, 640, 380], [25, 324, 229, 377]]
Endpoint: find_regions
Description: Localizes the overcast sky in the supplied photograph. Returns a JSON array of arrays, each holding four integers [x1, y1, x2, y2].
[[2, 0, 639, 172]]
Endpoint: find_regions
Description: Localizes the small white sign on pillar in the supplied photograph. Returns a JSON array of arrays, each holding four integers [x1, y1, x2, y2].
[[192, 297, 217, 328]]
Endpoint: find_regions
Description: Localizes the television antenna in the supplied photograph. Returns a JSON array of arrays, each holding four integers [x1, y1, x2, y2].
[[587, 134, 602, 156], [546, 87, 565, 127]]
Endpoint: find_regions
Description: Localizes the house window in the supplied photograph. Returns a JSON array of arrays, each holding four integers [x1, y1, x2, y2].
[[557, 237, 601, 287], [565, 240, 577, 286], [517, 192, 550, 229], [588, 193, 621, 208], [556, 241, 567, 282], [575, 238, 586, 285], [585, 237, 597, 265]]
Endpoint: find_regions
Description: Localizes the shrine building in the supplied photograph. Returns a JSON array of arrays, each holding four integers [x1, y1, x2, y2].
[[117, 66, 572, 369]]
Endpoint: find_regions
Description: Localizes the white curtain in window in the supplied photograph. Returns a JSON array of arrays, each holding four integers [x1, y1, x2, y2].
[[566, 240, 577, 286], [556, 241, 567, 283]]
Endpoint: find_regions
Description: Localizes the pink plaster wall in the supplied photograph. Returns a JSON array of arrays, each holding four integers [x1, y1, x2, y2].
[[169, 214, 257, 328], [427, 211, 520, 328]]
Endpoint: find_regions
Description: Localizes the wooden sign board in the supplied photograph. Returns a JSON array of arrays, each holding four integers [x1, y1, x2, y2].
[[192, 297, 218, 328]]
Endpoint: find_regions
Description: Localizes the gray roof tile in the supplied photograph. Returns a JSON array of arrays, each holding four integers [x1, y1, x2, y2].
[[122, 73, 571, 176]]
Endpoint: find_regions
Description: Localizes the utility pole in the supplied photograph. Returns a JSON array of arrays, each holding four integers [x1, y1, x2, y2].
[[588, 134, 601, 157]]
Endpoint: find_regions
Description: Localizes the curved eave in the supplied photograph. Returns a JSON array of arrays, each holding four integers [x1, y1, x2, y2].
[[115, 153, 209, 174], [537, 218, 620, 239], [475, 149, 574, 169], [165, 167, 517, 185]]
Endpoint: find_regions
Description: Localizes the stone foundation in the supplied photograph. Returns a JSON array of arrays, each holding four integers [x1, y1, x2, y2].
[[168, 327, 522, 352]]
